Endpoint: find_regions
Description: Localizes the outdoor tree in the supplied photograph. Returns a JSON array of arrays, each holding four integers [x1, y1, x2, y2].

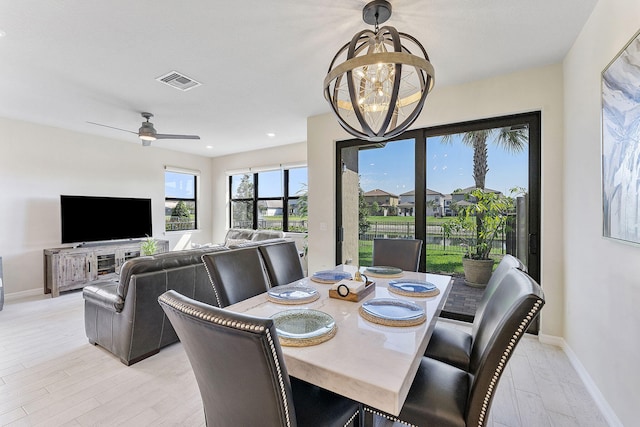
[[358, 184, 370, 235], [441, 127, 528, 190], [235, 174, 254, 198], [171, 200, 191, 221], [232, 174, 254, 227]]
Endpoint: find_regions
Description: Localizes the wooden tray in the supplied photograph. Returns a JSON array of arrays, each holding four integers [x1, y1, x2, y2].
[[329, 281, 375, 302]]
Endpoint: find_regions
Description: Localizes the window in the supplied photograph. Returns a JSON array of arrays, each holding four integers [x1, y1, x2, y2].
[[165, 170, 198, 231], [229, 166, 307, 232]]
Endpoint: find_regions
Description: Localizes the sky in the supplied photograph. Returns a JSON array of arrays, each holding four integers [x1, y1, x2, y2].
[[223, 132, 529, 199], [358, 134, 529, 196]]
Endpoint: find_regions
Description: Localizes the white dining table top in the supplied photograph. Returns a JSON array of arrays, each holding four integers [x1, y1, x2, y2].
[[225, 265, 452, 416]]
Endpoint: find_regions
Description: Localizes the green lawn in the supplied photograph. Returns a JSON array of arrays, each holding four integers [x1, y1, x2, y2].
[[358, 240, 466, 274]]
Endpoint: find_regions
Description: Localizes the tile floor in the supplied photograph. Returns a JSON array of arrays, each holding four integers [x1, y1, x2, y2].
[[0, 291, 609, 426]]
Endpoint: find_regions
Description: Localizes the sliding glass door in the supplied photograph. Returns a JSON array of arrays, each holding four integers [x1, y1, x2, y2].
[[336, 112, 541, 327]]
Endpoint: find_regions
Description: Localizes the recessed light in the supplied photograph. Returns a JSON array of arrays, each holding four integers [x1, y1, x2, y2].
[[206, 145, 213, 149], [266, 132, 276, 138], [0, 30, 6, 37]]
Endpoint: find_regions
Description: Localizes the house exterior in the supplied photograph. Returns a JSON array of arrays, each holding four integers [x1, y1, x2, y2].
[[450, 187, 503, 213], [363, 189, 399, 216], [398, 189, 445, 217], [398, 190, 415, 216]]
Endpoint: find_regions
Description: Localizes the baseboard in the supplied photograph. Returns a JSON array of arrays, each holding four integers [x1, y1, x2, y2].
[[539, 334, 622, 427], [4, 288, 43, 301]]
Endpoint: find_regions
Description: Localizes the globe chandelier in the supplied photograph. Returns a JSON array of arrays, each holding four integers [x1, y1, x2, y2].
[[324, 0, 435, 142]]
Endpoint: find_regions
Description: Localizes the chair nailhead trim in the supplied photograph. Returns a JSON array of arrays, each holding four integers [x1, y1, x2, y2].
[[159, 294, 292, 427], [363, 406, 417, 427], [477, 299, 543, 427], [343, 409, 359, 427], [201, 260, 223, 308]]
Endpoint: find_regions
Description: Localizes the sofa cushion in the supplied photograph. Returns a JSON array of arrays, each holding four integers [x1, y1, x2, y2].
[[224, 228, 255, 245], [227, 238, 289, 249], [251, 229, 285, 241]]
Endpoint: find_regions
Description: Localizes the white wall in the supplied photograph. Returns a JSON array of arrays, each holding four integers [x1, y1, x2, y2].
[[308, 63, 566, 337], [0, 117, 214, 296], [563, 0, 640, 425], [209, 142, 307, 244]]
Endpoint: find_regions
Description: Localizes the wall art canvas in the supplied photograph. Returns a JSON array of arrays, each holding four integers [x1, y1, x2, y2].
[[602, 29, 640, 244]]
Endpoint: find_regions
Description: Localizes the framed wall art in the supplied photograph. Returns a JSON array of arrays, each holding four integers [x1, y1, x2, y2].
[[602, 28, 640, 244]]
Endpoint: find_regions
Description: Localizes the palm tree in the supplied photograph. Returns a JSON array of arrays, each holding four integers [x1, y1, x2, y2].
[[442, 127, 528, 189]]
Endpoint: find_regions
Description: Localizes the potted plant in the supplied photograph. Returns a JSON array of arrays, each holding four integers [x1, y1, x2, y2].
[[141, 235, 158, 256], [444, 188, 519, 287]]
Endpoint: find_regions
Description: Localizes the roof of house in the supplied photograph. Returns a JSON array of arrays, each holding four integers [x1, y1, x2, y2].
[[363, 189, 399, 198]]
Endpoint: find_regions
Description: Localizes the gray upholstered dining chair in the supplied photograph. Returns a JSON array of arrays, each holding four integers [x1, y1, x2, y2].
[[424, 254, 526, 370], [159, 290, 361, 427], [259, 240, 305, 286], [202, 247, 271, 307], [366, 267, 544, 427], [372, 238, 423, 272]]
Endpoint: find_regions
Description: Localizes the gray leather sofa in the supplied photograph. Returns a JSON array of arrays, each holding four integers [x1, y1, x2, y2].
[[82, 246, 230, 365], [83, 237, 292, 365]]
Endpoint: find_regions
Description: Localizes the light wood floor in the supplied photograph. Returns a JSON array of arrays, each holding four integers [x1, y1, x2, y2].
[[0, 292, 608, 427]]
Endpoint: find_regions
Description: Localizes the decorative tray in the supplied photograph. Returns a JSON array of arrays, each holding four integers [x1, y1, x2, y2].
[[388, 280, 440, 298], [358, 298, 426, 327], [310, 270, 353, 284], [271, 309, 336, 347], [364, 266, 404, 278], [329, 280, 375, 302], [266, 285, 320, 305]]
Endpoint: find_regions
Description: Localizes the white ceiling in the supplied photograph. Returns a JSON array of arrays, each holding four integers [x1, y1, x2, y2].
[[0, 0, 597, 157]]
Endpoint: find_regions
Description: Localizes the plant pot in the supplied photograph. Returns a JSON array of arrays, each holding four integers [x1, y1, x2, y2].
[[462, 258, 494, 288]]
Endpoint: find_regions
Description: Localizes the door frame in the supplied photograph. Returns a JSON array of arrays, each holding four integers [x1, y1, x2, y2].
[[335, 111, 542, 300]]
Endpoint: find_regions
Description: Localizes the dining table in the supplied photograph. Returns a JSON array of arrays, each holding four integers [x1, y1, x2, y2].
[[225, 264, 452, 417]]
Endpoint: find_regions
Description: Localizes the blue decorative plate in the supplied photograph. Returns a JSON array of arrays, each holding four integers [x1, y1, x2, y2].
[[364, 266, 403, 277], [311, 270, 352, 283], [267, 285, 319, 305], [388, 280, 437, 294], [361, 298, 424, 320]]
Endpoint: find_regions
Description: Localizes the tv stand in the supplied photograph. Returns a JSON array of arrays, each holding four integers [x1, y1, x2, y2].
[[44, 240, 169, 297]]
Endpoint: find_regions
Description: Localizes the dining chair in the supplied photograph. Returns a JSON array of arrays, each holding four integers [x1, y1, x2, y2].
[[158, 290, 361, 427], [424, 254, 526, 370], [366, 267, 544, 427], [202, 247, 271, 307], [372, 238, 423, 272], [259, 240, 305, 286]]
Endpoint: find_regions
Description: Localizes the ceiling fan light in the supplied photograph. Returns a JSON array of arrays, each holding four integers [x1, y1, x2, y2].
[[139, 134, 156, 141]]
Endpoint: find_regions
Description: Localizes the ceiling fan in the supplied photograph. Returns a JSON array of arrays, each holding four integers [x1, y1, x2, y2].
[[88, 112, 200, 146]]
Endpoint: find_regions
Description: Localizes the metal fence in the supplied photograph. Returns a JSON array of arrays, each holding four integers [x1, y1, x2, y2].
[[231, 219, 308, 232], [165, 220, 196, 231], [359, 220, 506, 255]]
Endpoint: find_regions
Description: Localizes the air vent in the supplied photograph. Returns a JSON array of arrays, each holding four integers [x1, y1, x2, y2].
[[156, 71, 202, 91]]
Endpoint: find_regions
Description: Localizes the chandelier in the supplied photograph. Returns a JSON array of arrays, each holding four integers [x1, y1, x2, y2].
[[324, 0, 435, 142]]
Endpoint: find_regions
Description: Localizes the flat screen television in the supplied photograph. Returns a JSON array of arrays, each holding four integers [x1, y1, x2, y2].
[[60, 195, 152, 244]]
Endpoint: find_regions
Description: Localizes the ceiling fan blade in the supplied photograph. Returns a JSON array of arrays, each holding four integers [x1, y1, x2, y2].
[[155, 134, 201, 140], [87, 121, 138, 135]]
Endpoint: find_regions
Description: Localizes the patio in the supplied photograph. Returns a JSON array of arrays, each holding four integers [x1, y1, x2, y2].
[[440, 274, 485, 322]]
